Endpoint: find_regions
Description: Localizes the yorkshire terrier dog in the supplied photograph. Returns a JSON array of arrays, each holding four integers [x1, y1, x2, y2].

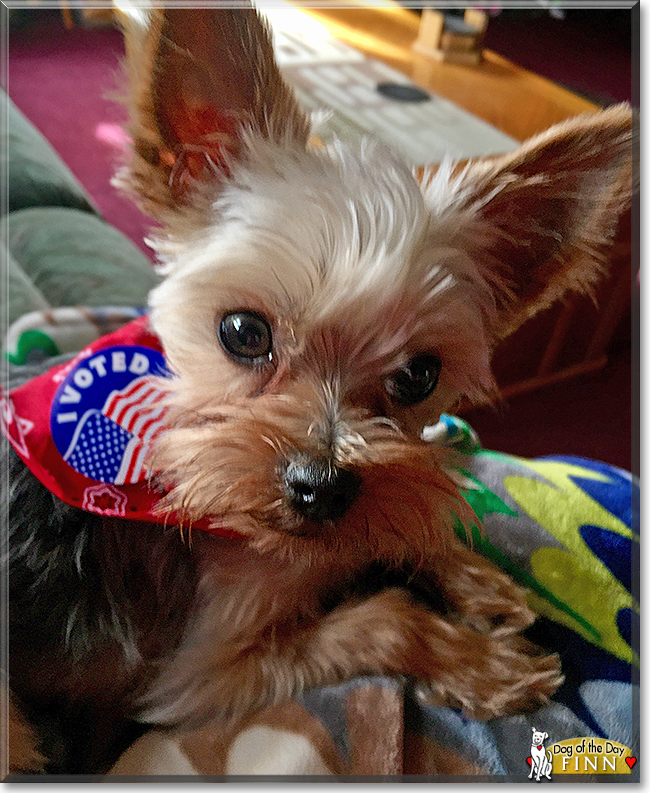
[[6, 5, 632, 776]]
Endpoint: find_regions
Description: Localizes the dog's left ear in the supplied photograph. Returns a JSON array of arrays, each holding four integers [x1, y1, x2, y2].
[[433, 104, 634, 340], [116, 4, 309, 215]]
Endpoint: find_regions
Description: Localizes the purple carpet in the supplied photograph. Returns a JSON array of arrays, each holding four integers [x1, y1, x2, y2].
[[9, 11, 152, 256], [7, 10, 634, 471]]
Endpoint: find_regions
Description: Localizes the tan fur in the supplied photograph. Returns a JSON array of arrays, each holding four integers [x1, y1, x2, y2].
[[142, 561, 560, 729], [22, 3, 629, 769]]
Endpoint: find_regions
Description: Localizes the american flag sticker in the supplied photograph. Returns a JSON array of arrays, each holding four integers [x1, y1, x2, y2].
[[50, 345, 170, 485]]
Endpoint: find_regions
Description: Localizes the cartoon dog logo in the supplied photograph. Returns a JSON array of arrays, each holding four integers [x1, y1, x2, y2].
[[528, 727, 553, 781]]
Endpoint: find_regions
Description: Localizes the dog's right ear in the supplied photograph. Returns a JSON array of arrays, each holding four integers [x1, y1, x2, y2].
[[115, 4, 309, 217]]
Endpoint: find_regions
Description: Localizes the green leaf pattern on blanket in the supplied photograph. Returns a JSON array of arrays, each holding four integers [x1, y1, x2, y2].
[[455, 467, 600, 644], [506, 459, 638, 666], [456, 454, 638, 666]]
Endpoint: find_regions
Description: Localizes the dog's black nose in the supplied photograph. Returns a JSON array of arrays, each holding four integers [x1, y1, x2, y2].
[[283, 457, 361, 523]]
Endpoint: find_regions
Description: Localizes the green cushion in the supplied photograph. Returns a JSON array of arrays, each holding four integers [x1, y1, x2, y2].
[[1, 245, 51, 329], [5, 207, 159, 308], [2, 92, 98, 216]]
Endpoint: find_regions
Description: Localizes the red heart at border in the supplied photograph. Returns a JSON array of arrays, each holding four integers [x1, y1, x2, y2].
[[526, 757, 532, 766], [626, 757, 637, 769]]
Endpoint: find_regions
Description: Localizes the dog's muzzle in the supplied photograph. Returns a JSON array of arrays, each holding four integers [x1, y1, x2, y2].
[[282, 455, 361, 523]]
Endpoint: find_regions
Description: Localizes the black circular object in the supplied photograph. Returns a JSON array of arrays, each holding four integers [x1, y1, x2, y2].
[[283, 456, 361, 523], [385, 354, 442, 406], [376, 83, 430, 103], [219, 311, 273, 365]]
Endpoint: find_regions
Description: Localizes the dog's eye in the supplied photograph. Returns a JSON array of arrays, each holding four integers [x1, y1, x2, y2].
[[385, 354, 442, 406], [219, 311, 273, 364]]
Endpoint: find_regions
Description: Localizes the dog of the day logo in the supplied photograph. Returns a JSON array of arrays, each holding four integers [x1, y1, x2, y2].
[[527, 728, 552, 781], [527, 731, 636, 779]]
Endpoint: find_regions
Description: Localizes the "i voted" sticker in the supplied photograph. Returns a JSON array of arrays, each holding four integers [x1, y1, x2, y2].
[[50, 345, 169, 486]]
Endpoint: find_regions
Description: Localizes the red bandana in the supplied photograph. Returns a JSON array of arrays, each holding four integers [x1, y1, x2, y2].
[[1, 316, 233, 536]]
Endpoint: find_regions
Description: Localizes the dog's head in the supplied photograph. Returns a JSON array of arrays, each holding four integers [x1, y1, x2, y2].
[[116, 5, 632, 563]]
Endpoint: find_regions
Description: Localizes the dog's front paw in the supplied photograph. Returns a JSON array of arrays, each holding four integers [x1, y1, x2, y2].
[[417, 631, 563, 720], [425, 544, 537, 636], [453, 570, 536, 637]]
